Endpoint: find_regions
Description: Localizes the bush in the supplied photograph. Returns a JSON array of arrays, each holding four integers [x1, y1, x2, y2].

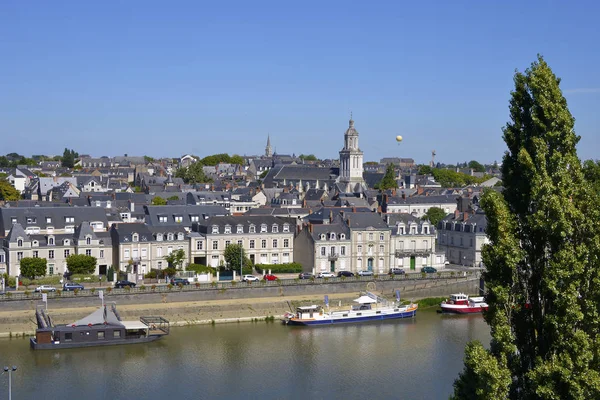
[[140, 285, 146, 291], [145, 270, 158, 279], [187, 264, 216, 274], [151, 285, 156, 291], [255, 263, 302, 274]]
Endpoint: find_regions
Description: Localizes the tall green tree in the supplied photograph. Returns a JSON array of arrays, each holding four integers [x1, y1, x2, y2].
[[468, 160, 486, 173], [164, 249, 186, 270], [583, 159, 600, 195], [452, 56, 600, 399], [0, 178, 20, 201], [223, 243, 251, 271], [66, 254, 97, 275], [61, 148, 78, 168], [20, 257, 47, 280], [421, 207, 447, 226], [377, 163, 398, 190]]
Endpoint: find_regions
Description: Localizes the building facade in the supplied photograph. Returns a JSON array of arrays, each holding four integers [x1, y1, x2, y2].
[[437, 209, 488, 267], [386, 214, 444, 270]]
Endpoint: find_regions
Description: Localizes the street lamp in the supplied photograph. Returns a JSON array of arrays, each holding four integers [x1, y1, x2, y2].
[[240, 245, 243, 280], [3, 365, 17, 400]]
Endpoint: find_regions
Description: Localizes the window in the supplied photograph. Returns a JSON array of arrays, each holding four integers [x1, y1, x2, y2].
[[17, 252, 24, 261], [283, 239, 289, 248], [341, 246, 346, 256], [178, 233, 184, 241], [320, 234, 326, 240], [124, 249, 130, 259], [85, 249, 92, 256], [48, 265, 54, 275], [167, 233, 174, 241], [424, 226, 429, 234], [249, 225, 256, 233], [141, 248, 147, 259], [237, 240, 242, 246], [212, 241, 218, 250], [0, 254, 4, 263], [63, 239, 70, 246], [358, 245, 362, 253], [237, 225, 244, 234], [17, 239, 23, 247], [330, 233, 336, 240], [379, 245, 384, 253], [321, 247, 326, 256], [340, 234, 345, 239], [260, 224, 267, 233], [261, 240, 267, 249], [86, 237, 91, 245], [369, 233, 373, 241], [212, 226, 219, 234], [32, 240, 38, 247], [156, 233, 163, 241], [368, 245, 373, 255], [271, 239, 277, 248], [357, 233, 362, 241], [224, 225, 232, 234], [113, 330, 121, 338], [190, 215, 199, 222], [380, 233, 384, 241], [197, 241, 203, 250], [159, 216, 167, 223], [65, 333, 73, 342], [330, 246, 336, 256], [47, 226, 54, 233], [249, 240, 255, 249], [46, 217, 52, 224], [272, 224, 278, 233], [11, 217, 17, 224], [64, 250, 70, 258], [157, 261, 162, 269], [98, 331, 105, 339], [100, 250, 104, 258], [48, 250, 54, 259], [174, 216, 183, 223], [168, 246, 173, 255], [157, 247, 162, 257], [283, 224, 290, 232], [65, 217, 75, 223], [132, 234, 138, 242], [225, 240, 231, 247]]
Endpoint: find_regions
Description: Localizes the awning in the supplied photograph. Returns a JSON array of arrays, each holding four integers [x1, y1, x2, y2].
[[354, 296, 377, 304], [121, 320, 148, 330]]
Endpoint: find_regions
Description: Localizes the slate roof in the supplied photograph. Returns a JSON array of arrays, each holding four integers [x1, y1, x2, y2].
[[0, 207, 110, 237], [38, 177, 78, 195], [342, 212, 391, 230], [6, 223, 28, 242], [310, 218, 351, 241], [386, 194, 458, 205], [110, 223, 155, 243], [195, 215, 294, 234], [144, 205, 228, 227]]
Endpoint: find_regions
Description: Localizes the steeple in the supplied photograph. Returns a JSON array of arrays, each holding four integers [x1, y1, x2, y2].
[[338, 116, 365, 193], [265, 135, 273, 157]]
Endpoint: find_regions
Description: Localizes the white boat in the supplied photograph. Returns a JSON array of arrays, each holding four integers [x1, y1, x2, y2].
[[282, 292, 418, 326], [440, 293, 488, 314]]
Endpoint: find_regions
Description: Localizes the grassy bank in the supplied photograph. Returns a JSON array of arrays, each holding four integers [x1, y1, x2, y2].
[[415, 297, 446, 309]]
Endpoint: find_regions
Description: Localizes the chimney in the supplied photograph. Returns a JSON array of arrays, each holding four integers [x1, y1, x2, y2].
[[130, 200, 135, 213], [329, 210, 333, 223], [417, 186, 424, 195], [463, 212, 469, 222], [309, 224, 313, 233], [401, 192, 406, 200], [454, 209, 460, 219], [352, 206, 356, 212], [392, 188, 396, 196]]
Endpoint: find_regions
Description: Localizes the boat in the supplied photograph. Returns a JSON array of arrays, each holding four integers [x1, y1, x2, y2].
[[440, 293, 488, 314], [282, 291, 418, 326], [30, 302, 169, 350]]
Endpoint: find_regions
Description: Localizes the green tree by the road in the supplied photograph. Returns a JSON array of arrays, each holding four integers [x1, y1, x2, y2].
[[20, 257, 47, 280], [66, 254, 97, 275], [452, 56, 600, 399], [223, 243, 251, 272], [421, 207, 447, 226], [377, 164, 398, 190], [164, 249, 186, 270]]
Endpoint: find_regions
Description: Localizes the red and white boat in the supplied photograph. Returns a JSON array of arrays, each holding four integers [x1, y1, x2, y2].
[[440, 293, 488, 314]]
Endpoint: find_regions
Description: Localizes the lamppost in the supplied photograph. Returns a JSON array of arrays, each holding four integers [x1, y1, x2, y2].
[[240, 245, 243, 280], [3, 365, 17, 400]]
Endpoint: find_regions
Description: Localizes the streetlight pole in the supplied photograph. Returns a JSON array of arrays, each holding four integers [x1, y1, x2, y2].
[[240, 245, 243, 280], [3, 366, 17, 400]]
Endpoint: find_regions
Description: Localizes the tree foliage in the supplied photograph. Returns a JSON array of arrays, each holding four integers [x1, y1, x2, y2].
[[468, 160, 486, 173], [223, 243, 251, 271], [66, 254, 97, 275], [583, 159, 600, 195], [0, 178, 21, 201], [431, 168, 488, 187], [418, 165, 433, 175], [164, 249, 186, 270], [377, 163, 398, 190], [151, 196, 167, 205], [20, 257, 47, 280], [175, 161, 210, 184], [299, 154, 318, 161], [61, 148, 78, 168], [421, 207, 447, 226], [452, 56, 600, 399]]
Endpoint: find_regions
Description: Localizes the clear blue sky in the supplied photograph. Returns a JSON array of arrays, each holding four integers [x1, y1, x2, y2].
[[1, 1, 599, 164]]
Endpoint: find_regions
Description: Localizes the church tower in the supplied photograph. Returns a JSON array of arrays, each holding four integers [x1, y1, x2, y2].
[[338, 116, 365, 192], [265, 135, 273, 157]]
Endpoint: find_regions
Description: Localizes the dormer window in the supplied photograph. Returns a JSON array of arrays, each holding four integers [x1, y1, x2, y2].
[[17, 239, 23, 247], [158, 216, 167, 223], [178, 233, 184, 240], [340, 234, 345, 239], [65, 217, 75, 223], [132, 234, 139, 242], [46, 217, 52, 224], [237, 225, 244, 234], [63, 239, 70, 246], [190, 215, 199, 222], [330, 233, 336, 240], [26, 217, 36, 224], [224, 225, 232, 234], [174, 215, 183, 223], [86, 237, 91, 245], [283, 224, 290, 233], [32, 240, 39, 247], [260, 224, 267, 233], [11, 218, 17, 225], [423, 226, 429, 234], [272, 224, 278, 233], [156, 233, 163, 241], [48, 237, 55, 246], [320, 234, 326, 240], [167, 233, 174, 241], [249, 225, 256, 233], [212, 226, 219, 234]]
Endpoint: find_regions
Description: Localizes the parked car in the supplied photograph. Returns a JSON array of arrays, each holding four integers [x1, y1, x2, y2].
[[114, 280, 137, 288], [242, 275, 259, 282], [263, 274, 278, 281], [35, 285, 56, 293], [63, 282, 85, 291], [337, 271, 355, 277], [298, 272, 314, 280], [444, 260, 450, 266], [316, 272, 336, 278], [421, 266, 437, 274], [388, 267, 406, 275], [170, 278, 190, 285], [357, 270, 374, 277]]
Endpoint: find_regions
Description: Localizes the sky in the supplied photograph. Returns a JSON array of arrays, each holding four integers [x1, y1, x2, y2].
[[1, 0, 599, 164]]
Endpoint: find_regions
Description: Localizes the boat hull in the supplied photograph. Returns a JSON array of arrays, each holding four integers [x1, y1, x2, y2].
[[286, 309, 417, 326], [440, 305, 487, 314], [30, 335, 164, 350]]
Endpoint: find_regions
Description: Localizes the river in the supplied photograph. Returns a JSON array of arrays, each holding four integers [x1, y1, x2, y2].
[[0, 310, 490, 399]]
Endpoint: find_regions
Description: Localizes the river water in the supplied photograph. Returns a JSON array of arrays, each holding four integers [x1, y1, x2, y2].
[[0, 310, 490, 399]]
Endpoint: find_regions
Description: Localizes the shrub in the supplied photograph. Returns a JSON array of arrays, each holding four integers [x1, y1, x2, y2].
[[56, 290, 62, 296], [140, 285, 146, 291], [210, 281, 217, 288], [187, 264, 216, 274], [73, 288, 79, 295], [24, 290, 31, 297], [177, 283, 183, 290], [231, 280, 237, 287], [167, 284, 173, 291], [144, 270, 158, 279], [151, 284, 157, 291], [6, 292, 12, 298], [255, 263, 302, 274], [90, 288, 96, 294]]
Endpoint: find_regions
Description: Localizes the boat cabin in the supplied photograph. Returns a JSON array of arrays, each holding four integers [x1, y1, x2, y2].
[[295, 305, 322, 319], [448, 293, 469, 305]]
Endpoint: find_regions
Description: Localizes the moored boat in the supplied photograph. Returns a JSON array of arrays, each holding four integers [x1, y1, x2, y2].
[[30, 303, 169, 350], [440, 293, 488, 314], [282, 292, 418, 326]]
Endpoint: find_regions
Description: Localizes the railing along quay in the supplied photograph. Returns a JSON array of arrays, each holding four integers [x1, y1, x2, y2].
[[0, 270, 479, 302]]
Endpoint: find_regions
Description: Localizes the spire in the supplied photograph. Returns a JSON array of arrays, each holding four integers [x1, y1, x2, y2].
[[267, 134, 271, 147], [265, 134, 273, 157], [349, 111, 354, 127]]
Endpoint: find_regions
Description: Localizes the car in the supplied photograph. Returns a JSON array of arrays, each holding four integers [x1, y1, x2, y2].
[[263, 274, 278, 281], [444, 261, 450, 266], [337, 271, 354, 277], [357, 270, 374, 277], [170, 278, 190, 285], [389, 267, 406, 275], [316, 272, 336, 278], [298, 272, 314, 280], [63, 282, 85, 291], [114, 280, 137, 289], [421, 266, 437, 274], [34, 285, 56, 293], [242, 275, 259, 282]]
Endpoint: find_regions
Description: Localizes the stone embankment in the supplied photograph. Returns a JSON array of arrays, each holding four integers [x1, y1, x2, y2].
[[0, 276, 480, 337]]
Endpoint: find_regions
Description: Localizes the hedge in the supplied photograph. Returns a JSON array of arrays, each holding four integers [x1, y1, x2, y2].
[[255, 263, 302, 274], [186, 264, 217, 274]]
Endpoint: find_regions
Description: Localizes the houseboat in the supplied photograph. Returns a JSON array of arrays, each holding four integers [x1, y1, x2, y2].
[[440, 293, 488, 314], [282, 292, 418, 326], [30, 303, 169, 350]]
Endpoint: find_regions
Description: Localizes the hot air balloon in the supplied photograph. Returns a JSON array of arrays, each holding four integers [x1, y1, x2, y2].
[[396, 135, 403, 143]]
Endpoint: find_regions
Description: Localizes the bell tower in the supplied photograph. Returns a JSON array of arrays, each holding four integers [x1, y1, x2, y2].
[[338, 115, 365, 192]]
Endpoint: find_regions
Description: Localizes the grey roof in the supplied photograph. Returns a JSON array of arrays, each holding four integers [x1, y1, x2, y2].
[[38, 177, 78, 196], [144, 204, 228, 227], [305, 207, 371, 224], [195, 215, 294, 234], [244, 208, 310, 217], [342, 212, 391, 230], [439, 210, 488, 232], [0, 207, 110, 237], [386, 194, 458, 205], [304, 189, 326, 201], [6, 223, 28, 242], [110, 223, 155, 243], [310, 218, 351, 241], [74, 222, 97, 241], [263, 165, 339, 188]]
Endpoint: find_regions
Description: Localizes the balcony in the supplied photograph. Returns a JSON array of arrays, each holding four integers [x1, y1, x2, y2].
[[395, 248, 431, 257]]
